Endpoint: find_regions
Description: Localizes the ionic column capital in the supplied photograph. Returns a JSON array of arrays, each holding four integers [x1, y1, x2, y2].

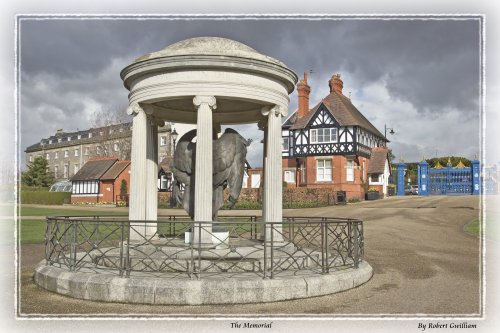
[[126, 102, 143, 116], [261, 105, 286, 118], [193, 95, 217, 110]]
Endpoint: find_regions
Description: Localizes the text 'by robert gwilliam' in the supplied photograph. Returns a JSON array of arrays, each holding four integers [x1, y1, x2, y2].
[[418, 322, 477, 331], [230, 322, 273, 329]]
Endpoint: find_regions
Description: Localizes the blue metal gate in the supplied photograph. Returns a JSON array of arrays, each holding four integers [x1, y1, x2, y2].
[[417, 159, 480, 196]]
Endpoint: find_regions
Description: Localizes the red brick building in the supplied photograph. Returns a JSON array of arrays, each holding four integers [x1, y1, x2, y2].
[[70, 157, 130, 204], [282, 73, 391, 200]]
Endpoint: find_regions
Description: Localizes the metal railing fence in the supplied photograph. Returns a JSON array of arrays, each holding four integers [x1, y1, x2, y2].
[[45, 215, 363, 279]]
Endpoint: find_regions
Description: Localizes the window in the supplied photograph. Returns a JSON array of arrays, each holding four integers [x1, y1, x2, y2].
[[284, 170, 295, 183], [109, 129, 114, 134], [96, 146, 101, 154], [251, 173, 261, 188], [310, 128, 337, 143], [316, 159, 332, 181], [54, 166, 58, 178], [113, 143, 119, 151], [63, 165, 69, 178], [49, 140, 53, 144], [371, 174, 380, 183], [46, 153, 50, 160], [99, 131, 104, 136], [67, 137, 71, 142], [242, 173, 249, 188], [119, 127, 124, 133], [88, 133, 93, 138], [64, 150, 69, 158], [74, 149, 79, 157], [346, 159, 354, 182], [282, 137, 289, 151], [84, 147, 89, 156], [29, 156, 33, 162], [160, 136, 167, 146], [58, 138, 62, 143], [55, 152, 59, 159], [77, 134, 82, 139]]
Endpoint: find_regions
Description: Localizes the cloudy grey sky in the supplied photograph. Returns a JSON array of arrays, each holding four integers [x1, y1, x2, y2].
[[19, 17, 481, 167]]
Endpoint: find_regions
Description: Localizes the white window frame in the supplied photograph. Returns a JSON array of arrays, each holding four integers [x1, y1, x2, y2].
[[64, 150, 69, 158], [310, 128, 338, 144], [113, 143, 119, 151], [54, 166, 58, 178], [55, 152, 59, 159], [46, 153, 50, 160], [160, 136, 167, 146], [74, 149, 79, 157], [84, 147, 89, 156], [63, 165, 69, 178], [284, 170, 295, 183], [316, 159, 332, 182], [346, 159, 354, 182]]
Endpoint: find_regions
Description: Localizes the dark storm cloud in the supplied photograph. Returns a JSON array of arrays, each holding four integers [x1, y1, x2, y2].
[[19, 17, 481, 163], [21, 19, 480, 113]]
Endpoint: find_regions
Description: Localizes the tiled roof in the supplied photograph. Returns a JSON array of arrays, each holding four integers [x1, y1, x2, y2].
[[367, 147, 390, 174], [70, 158, 117, 181], [288, 90, 386, 139], [101, 160, 130, 180]]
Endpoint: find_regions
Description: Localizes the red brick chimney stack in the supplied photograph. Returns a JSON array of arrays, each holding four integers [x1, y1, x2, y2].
[[329, 73, 343, 95], [297, 72, 311, 118]]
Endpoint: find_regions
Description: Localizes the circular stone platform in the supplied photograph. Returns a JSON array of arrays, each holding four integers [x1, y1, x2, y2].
[[34, 260, 372, 305]]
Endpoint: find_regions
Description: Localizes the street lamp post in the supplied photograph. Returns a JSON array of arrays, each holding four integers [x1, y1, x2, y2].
[[384, 124, 395, 139], [171, 127, 179, 153]]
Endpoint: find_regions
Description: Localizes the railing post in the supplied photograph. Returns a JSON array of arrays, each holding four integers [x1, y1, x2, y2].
[[45, 218, 52, 265], [320, 221, 326, 274], [70, 220, 77, 272], [353, 221, 359, 269], [119, 221, 125, 277], [126, 220, 131, 277]]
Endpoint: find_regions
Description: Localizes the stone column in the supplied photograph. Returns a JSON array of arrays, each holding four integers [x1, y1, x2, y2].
[[262, 106, 284, 242], [127, 103, 148, 240], [193, 96, 217, 244], [145, 116, 161, 238]]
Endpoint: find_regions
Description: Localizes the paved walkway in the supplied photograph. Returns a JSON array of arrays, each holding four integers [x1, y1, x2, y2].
[[19, 195, 482, 316]]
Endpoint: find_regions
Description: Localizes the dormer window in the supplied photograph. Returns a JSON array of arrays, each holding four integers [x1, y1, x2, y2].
[[49, 140, 52, 144], [77, 134, 81, 140], [88, 133, 93, 138], [58, 138, 62, 143], [67, 137, 71, 142]]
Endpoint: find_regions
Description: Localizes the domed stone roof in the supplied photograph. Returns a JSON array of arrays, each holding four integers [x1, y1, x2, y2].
[[133, 37, 285, 66]]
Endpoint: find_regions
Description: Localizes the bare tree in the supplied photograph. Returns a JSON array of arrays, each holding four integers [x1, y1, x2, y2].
[[88, 105, 133, 160]]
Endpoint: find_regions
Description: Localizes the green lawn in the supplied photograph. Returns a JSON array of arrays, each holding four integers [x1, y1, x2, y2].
[[19, 206, 128, 217], [19, 219, 47, 244]]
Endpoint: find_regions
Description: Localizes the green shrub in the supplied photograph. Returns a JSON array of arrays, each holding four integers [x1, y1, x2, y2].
[[20, 186, 49, 192], [21, 191, 71, 205]]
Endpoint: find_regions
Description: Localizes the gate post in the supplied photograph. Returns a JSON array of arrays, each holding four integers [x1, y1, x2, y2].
[[472, 159, 480, 195], [418, 160, 429, 195], [397, 162, 406, 196]]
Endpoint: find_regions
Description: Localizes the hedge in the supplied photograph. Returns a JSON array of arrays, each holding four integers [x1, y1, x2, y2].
[[20, 191, 71, 205]]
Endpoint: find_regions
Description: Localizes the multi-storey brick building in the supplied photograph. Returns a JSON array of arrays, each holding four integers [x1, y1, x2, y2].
[[25, 122, 173, 181], [282, 73, 391, 200]]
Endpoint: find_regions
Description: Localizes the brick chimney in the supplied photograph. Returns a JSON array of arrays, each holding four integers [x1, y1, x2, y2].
[[329, 73, 343, 94], [297, 72, 311, 118]]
